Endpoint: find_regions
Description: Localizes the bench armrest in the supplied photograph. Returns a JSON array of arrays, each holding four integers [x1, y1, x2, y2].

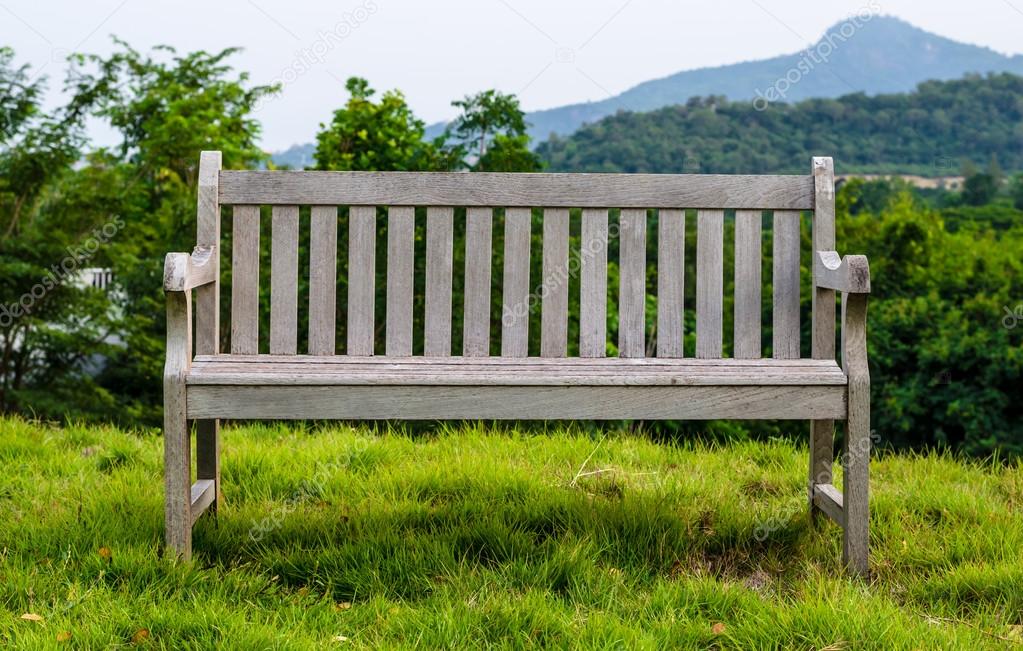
[[814, 251, 870, 294], [164, 246, 218, 292]]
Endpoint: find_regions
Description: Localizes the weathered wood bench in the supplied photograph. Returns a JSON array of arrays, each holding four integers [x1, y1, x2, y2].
[[164, 152, 871, 574]]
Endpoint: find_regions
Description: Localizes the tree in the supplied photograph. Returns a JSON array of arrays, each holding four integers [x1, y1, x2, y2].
[[0, 49, 113, 417], [962, 171, 998, 206], [446, 90, 540, 171], [314, 77, 454, 172], [1010, 174, 1023, 210], [55, 41, 276, 424]]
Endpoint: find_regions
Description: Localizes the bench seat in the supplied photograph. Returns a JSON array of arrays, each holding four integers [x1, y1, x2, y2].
[[184, 356, 848, 421]]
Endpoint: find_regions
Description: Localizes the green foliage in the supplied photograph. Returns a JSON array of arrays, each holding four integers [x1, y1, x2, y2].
[[3, 416, 1023, 647], [838, 191, 1023, 455], [0, 51, 112, 417], [0, 42, 276, 424], [314, 77, 454, 172], [1010, 173, 1023, 210], [962, 172, 999, 206], [538, 74, 1023, 175], [445, 89, 540, 171]]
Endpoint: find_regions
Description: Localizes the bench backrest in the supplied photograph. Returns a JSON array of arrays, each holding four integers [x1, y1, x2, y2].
[[195, 152, 836, 361]]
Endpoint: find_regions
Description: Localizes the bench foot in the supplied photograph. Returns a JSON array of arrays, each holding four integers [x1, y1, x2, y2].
[[808, 418, 869, 577], [163, 381, 192, 560]]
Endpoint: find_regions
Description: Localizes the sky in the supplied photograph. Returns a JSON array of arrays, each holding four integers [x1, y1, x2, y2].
[[4, 0, 1023, 151]]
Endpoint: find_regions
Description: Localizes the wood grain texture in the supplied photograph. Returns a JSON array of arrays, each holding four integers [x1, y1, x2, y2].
[[195, 151, 221, 357], [425, 206, 454, 356], [463, 207, 493, 356], [733, 210, 762, 359], [221, 170, 814, 209], [164, 247, 217, 292], [812, 482, 844, 526], [657, 209, 685, 358], [696, 210, 723, 358], [188, 356, 848, 386], [347, 206, 376, 356], [814, 251, 870, 293], [188, 384, 846, 421], [772, 210, 801, 359], [194, 152, 222, 518], [386, 206, 415, 356], [501, 208, 532, 357], [189, 479, 215, 525], [308, 206, 338, 355], [270, 205, 299, 355], [618, 209, 647, 358], [842, 291, 870, 576], [810, 157, 838, 528], [231, 205, 260, 355], [812, 157, 837, 362], [579, 208, 608, 358], [809, 419, 835, 523], [541, 208, 570, 357], [163, 288, 192, 559]]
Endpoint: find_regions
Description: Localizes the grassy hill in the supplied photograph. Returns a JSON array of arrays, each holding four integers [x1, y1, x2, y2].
[[538, 73, 1023, 175], [2, 416, 1022, 648]]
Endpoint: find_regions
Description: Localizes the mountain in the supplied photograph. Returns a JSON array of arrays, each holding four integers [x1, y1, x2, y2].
[[518, 15, 1023, 142], [273, 16, 1023, 166], [537, 73, 1023, 175], [271, 142, 316, 169]]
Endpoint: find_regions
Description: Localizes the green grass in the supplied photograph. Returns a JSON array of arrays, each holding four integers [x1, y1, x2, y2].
[[2, 416, 1022, 649]]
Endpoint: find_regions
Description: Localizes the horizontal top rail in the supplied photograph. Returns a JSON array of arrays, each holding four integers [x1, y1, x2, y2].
[[219, 170, 815, 209]]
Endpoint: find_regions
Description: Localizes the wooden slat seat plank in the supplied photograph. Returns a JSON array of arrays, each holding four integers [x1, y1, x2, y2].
[[187, 355, 847, 386]]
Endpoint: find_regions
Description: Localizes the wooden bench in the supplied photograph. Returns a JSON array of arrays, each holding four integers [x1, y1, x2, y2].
[[164, 152, 871, 574]]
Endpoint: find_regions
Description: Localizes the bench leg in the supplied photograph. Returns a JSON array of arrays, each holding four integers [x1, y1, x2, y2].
[[196, 419, 222, 515], [843, 385, 870, 576], [808, 419, 834, 523], [164, 379, 192, 560]]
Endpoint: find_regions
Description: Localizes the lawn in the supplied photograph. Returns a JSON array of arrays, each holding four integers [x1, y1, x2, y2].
[[1, 416, 1021, 649]]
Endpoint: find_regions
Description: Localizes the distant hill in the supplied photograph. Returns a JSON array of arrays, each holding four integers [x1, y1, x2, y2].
[[271, 142, 315, 169], [518, 15, 1023, 142], [537, 73, 1023, 175], [274, 15, 1023, 168]]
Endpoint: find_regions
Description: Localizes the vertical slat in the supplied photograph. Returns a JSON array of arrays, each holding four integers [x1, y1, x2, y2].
[[463, 207, 493, 356], [501, 207, 531, 357], [425, 206, 453, 356], [308, 206, 338, 355], [195, 151, 221, 356], [656, 209, 685, 358], [541, 208, 570, 357], [810, 156, 838, 520], [230, 205, 260, 354], [579, 208, 608, 358], [695, 209, 723, 358], [734, 210, 762, 359], [773, 210, 801, 359], [347, 206, 376, 356], [269, 205, 299, 355], [618, 208, 646, 358], [386, 206, 414, 356], [195, 152, 221, 511]]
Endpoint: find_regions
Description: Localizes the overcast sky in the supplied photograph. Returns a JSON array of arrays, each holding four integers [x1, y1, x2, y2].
[[4, 0, 1023, 150]]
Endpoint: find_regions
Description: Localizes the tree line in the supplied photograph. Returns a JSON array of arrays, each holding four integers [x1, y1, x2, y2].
[[1, 42, 1021, 456]]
